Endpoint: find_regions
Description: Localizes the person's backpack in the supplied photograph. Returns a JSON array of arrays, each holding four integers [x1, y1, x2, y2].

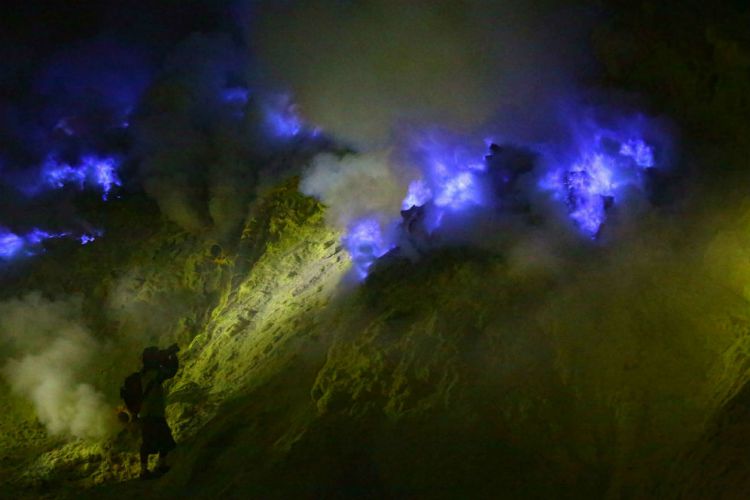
[[120, 371, 144, 415]]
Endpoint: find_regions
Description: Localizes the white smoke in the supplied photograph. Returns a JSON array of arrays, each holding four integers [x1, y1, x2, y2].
[[254, 0, 592, 148], [0, 293, 114, 440], [300, 151, 406, 229]]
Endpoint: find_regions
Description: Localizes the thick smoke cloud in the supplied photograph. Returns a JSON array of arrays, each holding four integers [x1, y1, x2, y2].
[[133, 33, 319, 239], [254, 0, 591, 148], [300, 151, 405, 228], [518, 199, 750, 482], [105, 269, 196, 344], [253, 0, 601, 272], [0, 293, 114, 440], [133, 34, 246, 236]]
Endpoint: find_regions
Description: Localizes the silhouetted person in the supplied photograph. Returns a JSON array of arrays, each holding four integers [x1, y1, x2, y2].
[[138, 344, 179, 480]]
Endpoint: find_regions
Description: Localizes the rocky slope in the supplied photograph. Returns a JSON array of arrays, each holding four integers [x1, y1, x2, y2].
[[3, 179, 750, 499]]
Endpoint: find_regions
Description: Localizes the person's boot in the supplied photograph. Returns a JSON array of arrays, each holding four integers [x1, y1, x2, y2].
[[139, 462, 154, 480], [156, 455, 170, 475]]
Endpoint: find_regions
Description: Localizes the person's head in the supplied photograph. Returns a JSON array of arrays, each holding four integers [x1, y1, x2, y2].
[[142, 346, 161, 369]]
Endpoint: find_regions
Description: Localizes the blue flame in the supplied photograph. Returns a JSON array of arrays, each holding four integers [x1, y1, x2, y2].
[[222, 87, 250, 106], [566, 155, 614, 235], [42, 158, 87, 190], [402, 179, 432, 210], [25, 229, 66, 245], [0, 230, 25, 260], [78, 228, 103, 245], [87, 156, 121, 200], [222, 87, 250, 120], [419, 140, 485, 205], [540, 126, 658, 237], [343, 217, 395, 279], [37, 154, 122, 200], [263, 94, 304, 139], [345, 134, 493, 279], [433, 169, 483, 209], [1, 228, 65, 260], [402, 132, 488, 221], [541, 152, 615, 236], [619, 139, 655, 168], [261, 92, 324, 141], [337, 112, 669, 279], [0, 226, 102, 261], [220, 88, 317, 140]]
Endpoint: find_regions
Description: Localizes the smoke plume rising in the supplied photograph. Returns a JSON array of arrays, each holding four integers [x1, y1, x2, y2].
[[300, 151, 405, 228], [0, 293, 114, 440]]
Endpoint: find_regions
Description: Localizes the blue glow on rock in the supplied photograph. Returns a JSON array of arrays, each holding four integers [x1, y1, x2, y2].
[[261, 92, 324, 141], [222, 87, 250, 106], [218, 88, 321, 140], [0, 229, 25, 260], [86, 156, 122, 200], [566, 155, 615, 236], [542, 152, 618, 236], [263, 94, 304, 139], [42, 158, 87, 190], [339, 112, 669, 279], [405, 133, 488, 215], [402, 179, 433, 210], [0, 227, 94, 261], [347, 134, 503, 274], [25, 228, 65, 245], [38, 154, 122, 200], [266, 109, 302, 138], [540, 128, 658, 237], [117, 107, 134, 129], [79, 233, 99, 245], [343, 217, 395, 280], [433, 169, 482, 209], [619, 139, 655, 168], [221, 87, 250, 120]]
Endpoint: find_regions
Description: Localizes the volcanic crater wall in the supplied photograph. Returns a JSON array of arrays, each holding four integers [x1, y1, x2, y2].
[[3, 2, 750, 499]]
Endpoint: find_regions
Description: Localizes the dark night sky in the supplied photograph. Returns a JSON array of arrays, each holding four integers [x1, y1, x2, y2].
[[0, 0, 237, 93]]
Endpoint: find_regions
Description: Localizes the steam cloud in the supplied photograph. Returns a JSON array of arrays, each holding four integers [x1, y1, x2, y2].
[[0, 293, 114, 440], [253, 0, 602, 274], [300, 151, 405, 228], [254, 0, 590, 148], [133, 33, 318, 239]]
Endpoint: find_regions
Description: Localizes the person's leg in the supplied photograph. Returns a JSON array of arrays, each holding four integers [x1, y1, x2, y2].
[[140, 421, 154, 479], [157, 451, 170, 473], [155, 418, 175, 474], [140, 447, 151, 478]]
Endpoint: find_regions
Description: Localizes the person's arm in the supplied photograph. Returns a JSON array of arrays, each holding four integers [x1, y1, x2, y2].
[[159, 345, 179, 380]]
